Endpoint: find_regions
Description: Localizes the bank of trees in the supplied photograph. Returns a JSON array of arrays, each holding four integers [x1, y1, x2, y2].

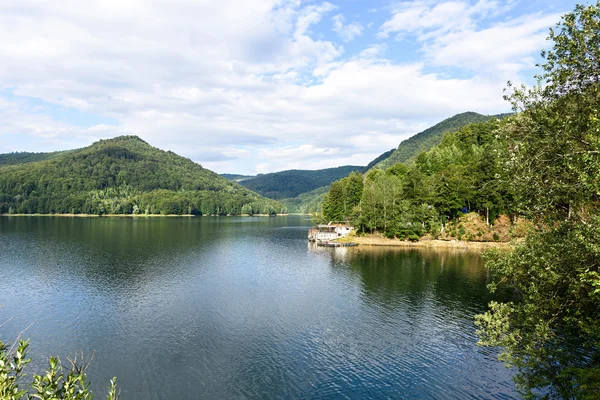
[[0, 136, 286, 216], [320, 118, 513, 238]]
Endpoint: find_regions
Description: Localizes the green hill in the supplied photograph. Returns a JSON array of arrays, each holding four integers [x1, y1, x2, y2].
[[374, 112, 511, 169], [0, 136, 285, 216], [238, 165, 364, 199]]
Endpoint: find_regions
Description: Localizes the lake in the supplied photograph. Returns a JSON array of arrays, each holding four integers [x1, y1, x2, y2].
[[0, 215, 516, 399]]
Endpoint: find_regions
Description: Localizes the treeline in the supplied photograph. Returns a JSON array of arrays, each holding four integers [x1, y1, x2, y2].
[[0, 136, 286, 216], [320, 118, 513, 238]]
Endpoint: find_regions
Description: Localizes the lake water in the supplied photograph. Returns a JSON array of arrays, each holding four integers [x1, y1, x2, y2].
[[0, 215, 516, 399]]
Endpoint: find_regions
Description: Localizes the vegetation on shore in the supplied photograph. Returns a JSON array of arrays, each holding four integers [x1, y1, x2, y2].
[[474, 3, 600, 397], [319, 117, 514, 241], [0, 136, 286, 216]]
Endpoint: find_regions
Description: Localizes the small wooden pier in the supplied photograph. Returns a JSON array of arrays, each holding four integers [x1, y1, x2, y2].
[[317, 241, 358, 248]]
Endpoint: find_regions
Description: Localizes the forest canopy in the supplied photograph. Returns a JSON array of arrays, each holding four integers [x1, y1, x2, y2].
[[0, 136, 286, 216]]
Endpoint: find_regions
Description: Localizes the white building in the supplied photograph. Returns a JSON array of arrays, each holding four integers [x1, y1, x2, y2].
[[308, 222, 354, 242]]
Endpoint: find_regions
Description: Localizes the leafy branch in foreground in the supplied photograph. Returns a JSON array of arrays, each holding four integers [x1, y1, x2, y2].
[[476, 2, 600, 399], [476, 222, 600, 399], [0, 338, 119, 400]]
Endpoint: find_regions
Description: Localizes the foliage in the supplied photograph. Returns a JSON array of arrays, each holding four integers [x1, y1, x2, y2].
[[375, 112, 511, 170], [476, 221, 600, 399], [320, 172, 363, 222], [238, 165, 364, 200], [476, 2, 600, 398], [0, 338, 119, 399], [0, 136, 286, 216]]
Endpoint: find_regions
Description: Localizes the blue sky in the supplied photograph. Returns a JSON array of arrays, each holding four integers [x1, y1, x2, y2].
[[0, 0, 583, 174]]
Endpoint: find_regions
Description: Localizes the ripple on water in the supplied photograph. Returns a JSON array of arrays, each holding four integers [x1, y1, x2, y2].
[[0, 216, 516, 399]]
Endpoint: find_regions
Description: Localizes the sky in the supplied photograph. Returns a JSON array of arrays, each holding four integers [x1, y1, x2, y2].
[[0, 0, 583, 174]]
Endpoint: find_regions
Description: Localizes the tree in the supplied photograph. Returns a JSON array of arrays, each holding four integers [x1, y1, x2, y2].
[[476, 2, 600, 398]]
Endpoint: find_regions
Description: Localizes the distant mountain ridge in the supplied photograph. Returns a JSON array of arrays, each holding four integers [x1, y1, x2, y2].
[[235, 165, 365, 200], [0, 136, 285, 215]]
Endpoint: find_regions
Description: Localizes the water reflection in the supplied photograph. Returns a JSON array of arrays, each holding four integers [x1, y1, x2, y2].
[[1, 216, 516, 399]]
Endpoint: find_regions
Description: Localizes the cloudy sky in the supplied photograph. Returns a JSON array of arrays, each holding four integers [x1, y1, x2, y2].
[[0, 0, 580, 174]]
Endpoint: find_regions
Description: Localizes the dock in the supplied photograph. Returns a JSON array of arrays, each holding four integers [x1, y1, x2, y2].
[[316, 241, 358, 247]]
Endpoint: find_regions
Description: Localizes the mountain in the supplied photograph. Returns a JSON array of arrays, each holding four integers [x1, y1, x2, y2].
[[237, 165, 364, 199], [0, 136, 285, 216], [374, 112, 511, 170]]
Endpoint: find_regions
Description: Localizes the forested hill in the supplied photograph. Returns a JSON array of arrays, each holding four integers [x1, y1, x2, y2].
[[320, 117, 514, 238], [0, 135, 286, 216], [374, 112, 511, 170], [236, 165, 364, 199]]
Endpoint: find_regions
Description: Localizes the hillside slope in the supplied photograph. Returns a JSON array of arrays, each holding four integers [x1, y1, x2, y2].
[[0, 136, 285, 215], [280, 185, 329, 214], [375, 112, 510, 169]]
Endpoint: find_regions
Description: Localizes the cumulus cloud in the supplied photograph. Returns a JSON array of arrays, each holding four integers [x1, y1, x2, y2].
[[377, 0, 502, 40], [424, 13, 562, 75], [0, 0, 565, 173]]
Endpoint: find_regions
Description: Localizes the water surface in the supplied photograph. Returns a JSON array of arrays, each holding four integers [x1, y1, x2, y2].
[[0, 216, 516, 399]]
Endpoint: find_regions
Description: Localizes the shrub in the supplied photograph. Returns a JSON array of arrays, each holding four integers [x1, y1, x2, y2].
[[0, 338, 119, 400]]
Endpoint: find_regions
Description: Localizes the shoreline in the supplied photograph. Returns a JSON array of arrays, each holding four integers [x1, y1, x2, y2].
[[349, 235, 512, 250], [0, 213, 289, 218]]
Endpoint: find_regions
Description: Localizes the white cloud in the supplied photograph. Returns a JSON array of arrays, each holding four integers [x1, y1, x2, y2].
[[376, 0, 563, 80], [295, 2, 337, 38], [0, 0, 564, 174], [332, 14, 364, 42], [378, 0, 501, 40], [424, 13, 562, 75], [359, 44, 387, 59]]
